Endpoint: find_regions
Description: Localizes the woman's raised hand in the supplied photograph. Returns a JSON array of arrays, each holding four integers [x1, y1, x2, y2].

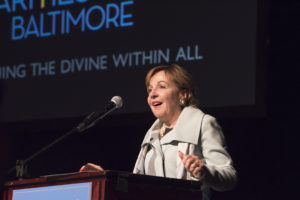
[[178, 151, 204, 179]]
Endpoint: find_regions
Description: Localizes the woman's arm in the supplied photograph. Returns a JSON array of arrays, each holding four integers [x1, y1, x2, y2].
[[199, 115, 237, 191]]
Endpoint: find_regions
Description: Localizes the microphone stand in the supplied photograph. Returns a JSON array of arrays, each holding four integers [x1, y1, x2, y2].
[[7, 106, 116, 180], [7, 127, 79, 180]]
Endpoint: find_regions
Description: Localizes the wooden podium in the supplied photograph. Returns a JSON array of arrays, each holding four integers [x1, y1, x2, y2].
[[2, 171, 202, 200]]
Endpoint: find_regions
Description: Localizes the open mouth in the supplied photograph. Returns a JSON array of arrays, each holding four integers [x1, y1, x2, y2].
[[152, 101, 162, 107]]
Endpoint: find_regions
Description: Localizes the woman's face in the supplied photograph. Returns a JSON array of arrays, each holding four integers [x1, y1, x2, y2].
[[147, 70, 184, 125]]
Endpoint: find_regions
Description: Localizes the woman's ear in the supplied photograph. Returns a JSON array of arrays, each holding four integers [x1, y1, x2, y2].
[[179, 89, 188, 100]]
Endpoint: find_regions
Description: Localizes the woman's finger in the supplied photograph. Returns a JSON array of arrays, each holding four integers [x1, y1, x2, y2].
[[179, 152, 204, 178], [79, 163, 104, 172], [184, 155, 200, 169], [192, 166, 202, 179], [79, 165, 85, 172], [183, 155, 195, 169], [190, 161, 199, 171]]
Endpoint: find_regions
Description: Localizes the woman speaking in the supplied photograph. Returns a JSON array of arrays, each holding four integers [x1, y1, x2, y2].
[[80, 64, 237, 200]]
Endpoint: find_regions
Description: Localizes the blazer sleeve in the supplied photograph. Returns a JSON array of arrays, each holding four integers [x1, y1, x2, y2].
[[199, 115, 238, 191]]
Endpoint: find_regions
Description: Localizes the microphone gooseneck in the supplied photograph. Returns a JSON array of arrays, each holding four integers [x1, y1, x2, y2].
[[7, 96, 123, 179]]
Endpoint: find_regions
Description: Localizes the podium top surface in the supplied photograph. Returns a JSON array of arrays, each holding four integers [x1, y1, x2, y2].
[[4, 170, 202, 190]]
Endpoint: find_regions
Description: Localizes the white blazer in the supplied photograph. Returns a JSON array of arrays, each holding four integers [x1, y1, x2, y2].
[[133, 106, 237, 199]]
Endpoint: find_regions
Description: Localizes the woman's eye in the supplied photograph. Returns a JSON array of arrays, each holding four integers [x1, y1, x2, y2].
[[159, 85, 166, 89]]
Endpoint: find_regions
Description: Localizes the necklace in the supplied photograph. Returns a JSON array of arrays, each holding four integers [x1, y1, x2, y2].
[[160, 123, 174, 139], [159, 123, 167, 139]]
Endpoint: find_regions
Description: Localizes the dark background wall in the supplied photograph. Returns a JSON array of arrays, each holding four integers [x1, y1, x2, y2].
[[0, 0, 299, 200]]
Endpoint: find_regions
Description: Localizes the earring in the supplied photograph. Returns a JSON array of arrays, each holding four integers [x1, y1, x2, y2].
[[180, 99, 185, 106]]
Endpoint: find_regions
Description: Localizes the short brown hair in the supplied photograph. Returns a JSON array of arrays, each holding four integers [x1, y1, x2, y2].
[[145, 64, 198, 107]]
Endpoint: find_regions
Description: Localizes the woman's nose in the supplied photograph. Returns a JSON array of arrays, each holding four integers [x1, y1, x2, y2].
[[149, 89, 158, 98]]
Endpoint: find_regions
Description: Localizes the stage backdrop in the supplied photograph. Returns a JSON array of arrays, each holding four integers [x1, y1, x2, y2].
[[0, 0, 263, 122]]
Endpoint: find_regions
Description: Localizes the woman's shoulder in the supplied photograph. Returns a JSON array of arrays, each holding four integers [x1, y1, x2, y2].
[[183, 106, 218, 124], [180, 106, 205, 121]]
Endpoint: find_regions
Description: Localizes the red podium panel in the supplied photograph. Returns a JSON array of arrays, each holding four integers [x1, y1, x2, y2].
[[3, 171, 202, 200]]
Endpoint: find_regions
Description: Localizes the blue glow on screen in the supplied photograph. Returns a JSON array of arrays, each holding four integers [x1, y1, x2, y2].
[[12, 182, 92, 200], [9, 1, 134, 40]]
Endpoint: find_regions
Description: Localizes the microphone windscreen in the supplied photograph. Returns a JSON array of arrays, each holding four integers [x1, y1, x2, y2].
[[111, 96, 123, 108]]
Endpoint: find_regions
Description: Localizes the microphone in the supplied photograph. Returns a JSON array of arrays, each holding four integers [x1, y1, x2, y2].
[[105, 96, 123, 110], [77, 96, 123, 132]]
